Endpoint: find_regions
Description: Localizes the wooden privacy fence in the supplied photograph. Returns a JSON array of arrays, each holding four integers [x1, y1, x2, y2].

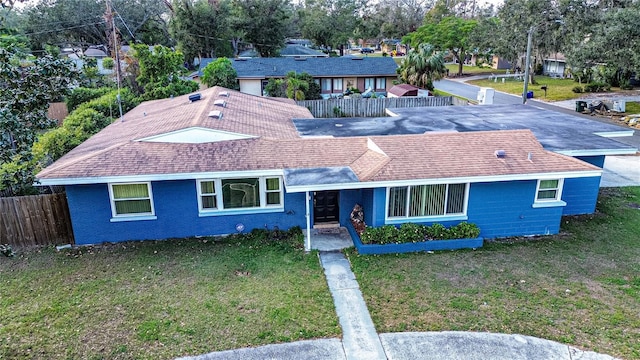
[[0, 193, 74, 247], [297, 96, 454, 118]]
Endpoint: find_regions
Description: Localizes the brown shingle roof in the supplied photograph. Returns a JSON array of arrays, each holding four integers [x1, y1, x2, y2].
[[37, 87, 599, 184]]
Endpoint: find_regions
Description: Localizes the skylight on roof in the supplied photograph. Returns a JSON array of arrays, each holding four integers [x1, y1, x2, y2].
[[137, 127, 254, 144]]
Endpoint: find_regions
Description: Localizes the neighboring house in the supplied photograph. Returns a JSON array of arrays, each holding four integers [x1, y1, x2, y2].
[[198, 57, 399, 98], [491, 55, 512, 70], [380, 39, 407, 55], [543, 53, 567, 77], [36, 87, 636, 249], [64, 45, 113, 75]]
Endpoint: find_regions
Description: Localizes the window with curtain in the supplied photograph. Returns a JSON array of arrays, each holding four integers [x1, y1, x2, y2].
[[387, 183, 467, 218], [364, 78, 375, 90], [200, 181, 217, 209], [198, 177, 283, 212], [536, 179, 561, 201], [375, 77, 386, 90], [321, 78, 332, 92], [333, 78, 343, 92], [110, 183, 153, 216]]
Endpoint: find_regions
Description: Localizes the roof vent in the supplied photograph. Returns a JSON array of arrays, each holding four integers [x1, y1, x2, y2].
[[188, 93, 201, 102], [234, 58, 247, 61], [294, 57, 307, 61], [219, 91, 229, 97], [351, 57, 364, 60], [214, 99, 226, 107], [495, 150, 506, 158], [208, 110, 223, 119]]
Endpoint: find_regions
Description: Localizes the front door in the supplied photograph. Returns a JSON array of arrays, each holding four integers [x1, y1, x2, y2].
[[313, 191, 339, 224]]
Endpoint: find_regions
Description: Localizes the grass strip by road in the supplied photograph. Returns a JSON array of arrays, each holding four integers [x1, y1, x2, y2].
[[0, 228, 339, 360], [348, 187, 640, 359], [446, 64, 508, 76], [469, 76, 600, 101]]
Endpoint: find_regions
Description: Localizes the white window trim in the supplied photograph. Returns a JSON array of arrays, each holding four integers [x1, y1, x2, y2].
[[196, 176, 284, 216], [385, 183, 469, 222], [533, 178, 567, 208], [108, 182, 157, 222]]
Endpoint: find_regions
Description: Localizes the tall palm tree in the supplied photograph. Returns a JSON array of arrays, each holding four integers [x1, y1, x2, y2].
[[397, 43, 446, 91]]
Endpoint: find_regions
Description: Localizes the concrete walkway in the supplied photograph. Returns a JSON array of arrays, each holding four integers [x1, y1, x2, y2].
[[319, 251, 387, 360]]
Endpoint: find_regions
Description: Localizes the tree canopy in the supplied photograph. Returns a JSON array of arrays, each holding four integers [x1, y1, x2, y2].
[[231, 0, 291, 57], [201, 57, 238, 89], [406, 16, 476, 76], [397, 43, 446, 91]]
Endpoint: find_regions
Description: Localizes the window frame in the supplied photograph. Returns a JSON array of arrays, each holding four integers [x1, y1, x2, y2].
[[196, 176, 284, 215], [108, 182, 156, 222], [385, 183, 469, 223], [533, 178, 566, 208], [375, 77, 386, 91]]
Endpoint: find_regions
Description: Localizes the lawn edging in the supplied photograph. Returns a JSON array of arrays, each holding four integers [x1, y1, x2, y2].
[[346, 223, 483, 255]]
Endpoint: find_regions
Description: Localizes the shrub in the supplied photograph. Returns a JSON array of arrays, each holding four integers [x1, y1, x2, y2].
[[359, 222, 481, 245], [0, 244, 15, 257], [76, 88, 139, 118], [66, 87, 113, 112], [102, 57, 114, 70], [584, 82, 610, 93], [572, 86, 583, 93]]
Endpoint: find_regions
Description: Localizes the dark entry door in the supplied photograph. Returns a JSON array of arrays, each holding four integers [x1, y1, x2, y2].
[[313, 191, 339, 223]]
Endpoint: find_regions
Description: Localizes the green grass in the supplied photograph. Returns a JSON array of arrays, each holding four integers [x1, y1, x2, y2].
[[0, 229, 339, 359], [468, 76, 616, 101], [625, 101, 640, 114], [348, 187, 640, 359], [446, 64, 508, 75]]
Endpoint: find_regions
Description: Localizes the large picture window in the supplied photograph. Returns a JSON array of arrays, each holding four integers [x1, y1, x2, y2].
[[109, 182, 154, 217], [197, 176, 283, 213], [387, 183, 467, 219]]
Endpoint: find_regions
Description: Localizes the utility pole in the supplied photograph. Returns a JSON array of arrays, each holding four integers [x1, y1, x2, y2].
[[105, 0, 123, 121], [522, 26, 534, 104]]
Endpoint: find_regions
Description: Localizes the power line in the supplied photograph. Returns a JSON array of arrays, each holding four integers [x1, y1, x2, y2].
[[23, 21, 107, 36]]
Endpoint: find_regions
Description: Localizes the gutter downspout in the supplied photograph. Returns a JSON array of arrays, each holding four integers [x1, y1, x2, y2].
[[305, 191, 311, 252]]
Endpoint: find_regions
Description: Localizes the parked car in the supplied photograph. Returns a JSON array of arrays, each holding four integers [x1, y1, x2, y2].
[[360, 47, 374, 54]]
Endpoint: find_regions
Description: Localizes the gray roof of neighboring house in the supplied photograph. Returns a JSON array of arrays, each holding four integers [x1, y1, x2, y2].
[[198, 56, 398, 78]]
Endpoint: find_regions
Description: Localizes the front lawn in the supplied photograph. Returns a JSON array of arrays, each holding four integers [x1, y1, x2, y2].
[[469, 76, 597, 101], [0, 229, 339, 359], [348, 187, 640, 359]]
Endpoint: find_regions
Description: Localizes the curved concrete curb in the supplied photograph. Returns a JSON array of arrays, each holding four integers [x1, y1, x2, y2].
[[379, 332, 618, 360], [176, 338, 346, 360]]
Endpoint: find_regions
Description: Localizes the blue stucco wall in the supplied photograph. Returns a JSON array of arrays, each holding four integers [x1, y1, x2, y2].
[[338, 189, 362, 226], [66, 180, 307, 245], [467, 181, 564, 239], [561, 176, 601, 215]]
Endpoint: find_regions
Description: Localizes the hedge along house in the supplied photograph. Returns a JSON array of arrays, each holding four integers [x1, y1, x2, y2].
[[197, 57, 399, 99], [37, 87, 629, 249]]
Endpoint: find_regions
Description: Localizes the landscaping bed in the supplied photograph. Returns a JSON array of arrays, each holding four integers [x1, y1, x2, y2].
[[0, 228, 339, 359], [348, 222, 483, 254]]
